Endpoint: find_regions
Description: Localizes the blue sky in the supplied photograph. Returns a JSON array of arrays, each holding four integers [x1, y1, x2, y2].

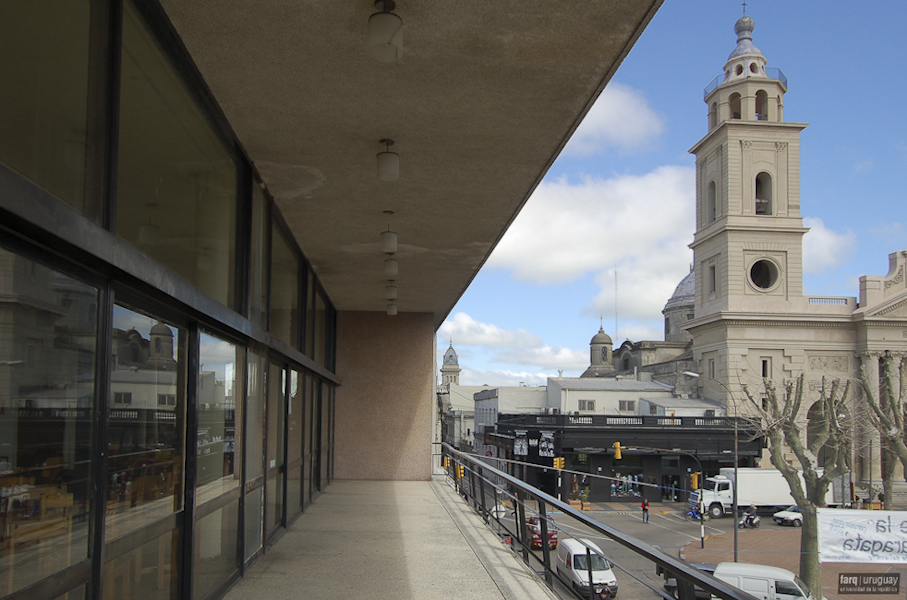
[[438, 1, 907, 386]]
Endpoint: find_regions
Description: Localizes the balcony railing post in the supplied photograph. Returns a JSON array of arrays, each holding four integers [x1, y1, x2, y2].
[[537, 501, 553, 585], [515, 488, 529, 561]]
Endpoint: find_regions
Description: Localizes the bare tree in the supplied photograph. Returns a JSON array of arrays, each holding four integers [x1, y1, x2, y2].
[[742, 374, 852, 599], [859, 353, 907, 509]]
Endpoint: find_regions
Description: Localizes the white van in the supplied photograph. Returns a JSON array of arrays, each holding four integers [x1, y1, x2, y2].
[[555, 538, 618, 597], [711, 562, 817, 600]]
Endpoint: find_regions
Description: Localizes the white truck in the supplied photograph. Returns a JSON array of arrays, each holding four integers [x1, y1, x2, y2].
[[688, 468, 836, 519]]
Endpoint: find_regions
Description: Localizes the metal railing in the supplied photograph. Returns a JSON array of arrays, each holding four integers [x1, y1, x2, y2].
[[703, 67, 788, 98], [440, 443, 758, 600]]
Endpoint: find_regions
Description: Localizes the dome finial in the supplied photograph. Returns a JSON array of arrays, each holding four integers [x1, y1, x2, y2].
[[742, 1, 747, 16]]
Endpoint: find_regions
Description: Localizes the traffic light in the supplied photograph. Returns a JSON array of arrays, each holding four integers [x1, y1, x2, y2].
[[455, 464, 464, 480], [612, 441, 623, 460], [691, 472, 699, 490], [443, 456, 450, 469], [553, 457, 564, 469]]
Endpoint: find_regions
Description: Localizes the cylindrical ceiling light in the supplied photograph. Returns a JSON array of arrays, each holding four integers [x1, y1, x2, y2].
[[386, 281, 398, 300], [384, 257, 398, 276], [368, 0, 403, 63], [376, 139, 399, 181], [387, 303, 398, 316], [380, 229, 398, 254]]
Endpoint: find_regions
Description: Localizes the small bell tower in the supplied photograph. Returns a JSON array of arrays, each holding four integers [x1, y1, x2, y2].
[[690, 14, 809, 317]]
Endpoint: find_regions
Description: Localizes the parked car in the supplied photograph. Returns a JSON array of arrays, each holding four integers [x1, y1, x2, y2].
[[527, 515, 558, 549], [659, 562, 716, 600], [712, 562, 817, 600], [772, 505, 803, 527], [556, 538, 618, 597]]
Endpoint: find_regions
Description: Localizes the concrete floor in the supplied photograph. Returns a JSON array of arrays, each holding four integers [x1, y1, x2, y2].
[[221, 478, 558, 600]]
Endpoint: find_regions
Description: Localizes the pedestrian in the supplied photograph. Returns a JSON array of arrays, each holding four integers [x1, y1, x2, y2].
[[641, 498, 649, 523]]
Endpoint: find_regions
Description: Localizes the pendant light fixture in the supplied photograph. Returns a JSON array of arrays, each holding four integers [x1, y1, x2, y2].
[[384, 256, 398, 276], [385, 281, 398, 300], [368, 0, 403, 63], [387, 303, 398, 316], [376, 139, 399, 181], [380, 226, 398, 254]]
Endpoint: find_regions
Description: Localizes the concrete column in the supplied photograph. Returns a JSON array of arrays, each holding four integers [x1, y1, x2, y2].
[[860, 352, 883, 484]]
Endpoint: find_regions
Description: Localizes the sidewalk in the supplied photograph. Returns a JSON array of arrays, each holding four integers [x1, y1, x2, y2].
[[220, 478, 558, 600]]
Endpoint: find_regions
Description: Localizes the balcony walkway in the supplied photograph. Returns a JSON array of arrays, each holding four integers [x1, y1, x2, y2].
[[222, 477, 558, 600]]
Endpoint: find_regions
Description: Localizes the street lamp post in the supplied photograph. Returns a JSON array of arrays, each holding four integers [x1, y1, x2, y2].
[[684, 371, 739, 562]]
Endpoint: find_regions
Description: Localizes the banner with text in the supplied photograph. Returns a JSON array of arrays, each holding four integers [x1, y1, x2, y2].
[[818, 508, 907, 563]]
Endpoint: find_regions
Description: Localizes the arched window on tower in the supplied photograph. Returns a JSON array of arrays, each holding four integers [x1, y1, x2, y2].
[[729, 93, 742, 120], [755, 90, 768, 121], [709, 102, 718, 130], [707, 181, 717, 223], [755, 172, 773, 215]]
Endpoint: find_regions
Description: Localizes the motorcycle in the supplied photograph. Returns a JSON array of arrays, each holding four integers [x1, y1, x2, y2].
[[739, 514, 761, 529], [684, 507, 710, 522]]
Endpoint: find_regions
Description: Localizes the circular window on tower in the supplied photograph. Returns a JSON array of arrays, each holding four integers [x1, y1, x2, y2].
[[749, 259, 780, 291]]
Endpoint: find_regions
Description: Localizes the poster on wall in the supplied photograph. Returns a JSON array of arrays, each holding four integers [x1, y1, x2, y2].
[[514, 431, 528, 456], [539, 431, 555, 458], [818, 508, 907, 563]]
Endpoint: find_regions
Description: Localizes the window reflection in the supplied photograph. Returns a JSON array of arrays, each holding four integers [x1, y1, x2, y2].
[[197, 333, 241, 498], [0, 248, 97, 594], [106, 306, 185, 541], [116, 0, 238, 309], [0, 0, 91, 212], [102, 528, 179, 600]]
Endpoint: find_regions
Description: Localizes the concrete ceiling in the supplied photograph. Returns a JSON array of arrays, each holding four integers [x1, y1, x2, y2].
[[159, 0, 663, 330]]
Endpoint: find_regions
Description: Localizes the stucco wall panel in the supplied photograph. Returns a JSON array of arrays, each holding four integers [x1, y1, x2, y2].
[[334, 311, 434, 481]]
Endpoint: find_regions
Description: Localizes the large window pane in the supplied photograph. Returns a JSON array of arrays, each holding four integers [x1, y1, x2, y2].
[[270, 227, 298, 348], [193, 502, 238, 600], [0, 1, 91, 212], [0, 248, 97, 594], [286, 369, 302, 520], [248, 185, 269, 330], [313, 289, 326, 366], [197, 333, 242, 498], [106, 305, 185, 541], [102, 528, 180, 600], [266, 362, 285, 536], [116, 0, 238, 309]]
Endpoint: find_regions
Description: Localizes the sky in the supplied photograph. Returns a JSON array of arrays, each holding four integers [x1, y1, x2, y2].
[[437, 0, 907, 387]]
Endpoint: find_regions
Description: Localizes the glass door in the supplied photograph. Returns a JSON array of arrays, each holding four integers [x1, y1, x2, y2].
[[265, 361, 286, 539]]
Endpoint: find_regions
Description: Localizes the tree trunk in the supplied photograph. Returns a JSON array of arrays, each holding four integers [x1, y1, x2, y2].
[[800, 509, 822, 599]]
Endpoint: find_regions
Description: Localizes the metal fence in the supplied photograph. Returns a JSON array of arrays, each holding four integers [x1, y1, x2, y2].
[[439, 443, 758, 600]]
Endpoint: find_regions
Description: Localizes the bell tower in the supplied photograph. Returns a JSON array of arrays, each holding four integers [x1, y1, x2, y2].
[[689, 15, 808, 317]]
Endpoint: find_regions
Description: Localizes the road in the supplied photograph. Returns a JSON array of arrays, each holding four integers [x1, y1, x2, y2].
[[524, 505, 794, 599]]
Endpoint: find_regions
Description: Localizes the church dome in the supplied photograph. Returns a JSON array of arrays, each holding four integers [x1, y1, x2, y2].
[[728, 15, 763, 59], [664, 269, 695, 311], [591, 326, 612, 345], [442, 344, 459, 365], [150, 322, 173, 337]]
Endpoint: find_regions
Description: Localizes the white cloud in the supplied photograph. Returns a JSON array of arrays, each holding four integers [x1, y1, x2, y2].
[[803, 217, 858, 275], [439, 312, 542, 348], [564, 83, 665, 156], [487, 165, 695, 287], [495, 346, 588, 371], [458, 368, 554, 388]]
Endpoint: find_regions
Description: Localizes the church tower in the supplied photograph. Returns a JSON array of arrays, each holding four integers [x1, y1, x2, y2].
[[687, 14, 810, 404], [690, 15, 808, 314], [440, 343, 461, 386]]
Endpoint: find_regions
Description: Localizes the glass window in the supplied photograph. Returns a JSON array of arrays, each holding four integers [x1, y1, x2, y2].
[[270, 226, 298, 348], [0, 248, 97, 594], [304, 270, 314, 356], [116, 0, 238, 309], [244, 350, 266, 560], [106, 305, 185, 541], [193, 502, 239, 600], [0, 1, 92, 212], [286, 369, 303, 520], [313, 288, 326, 366], [197, 333, 242, 498], [248, 185, 269, 329], [102, 528, 180, 600], [266, 362, 286, 537]]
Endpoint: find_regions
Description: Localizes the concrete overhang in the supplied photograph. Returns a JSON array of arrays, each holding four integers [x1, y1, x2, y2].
[[159, 1, 664, 330]]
